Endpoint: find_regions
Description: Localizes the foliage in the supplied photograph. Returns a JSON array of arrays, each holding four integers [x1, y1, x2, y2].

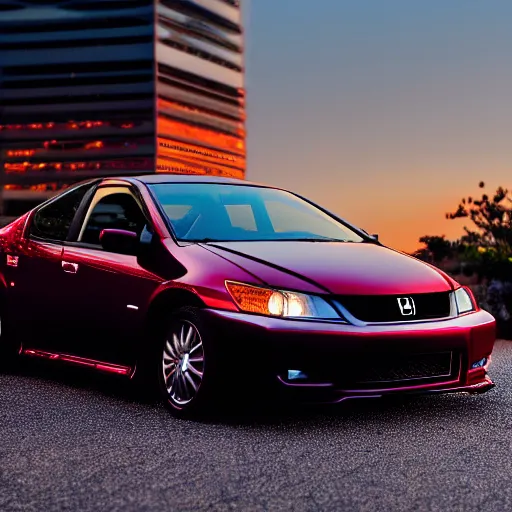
[[413, 235, 453, 263], [415, 182, 512, 280], [446, 181, 512, 255]]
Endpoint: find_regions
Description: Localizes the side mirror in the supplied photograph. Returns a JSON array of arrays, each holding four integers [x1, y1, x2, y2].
[[137, 225, 187, 280], [100, 228, 138, 255], [371, 233, 379, 241]]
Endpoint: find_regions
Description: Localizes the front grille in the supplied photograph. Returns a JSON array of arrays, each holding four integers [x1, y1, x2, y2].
[[353, 352, 454, 385], [334, 291, 451, 323]]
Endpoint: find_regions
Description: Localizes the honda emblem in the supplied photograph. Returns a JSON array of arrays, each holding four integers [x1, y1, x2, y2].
[[397, 297, 416, 316]]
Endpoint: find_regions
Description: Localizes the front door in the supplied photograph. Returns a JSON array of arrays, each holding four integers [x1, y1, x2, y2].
[[60, 186, 163, 366]]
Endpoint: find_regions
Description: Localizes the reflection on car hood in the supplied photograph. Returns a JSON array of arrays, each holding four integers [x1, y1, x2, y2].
[[202, 241, 454, 295]]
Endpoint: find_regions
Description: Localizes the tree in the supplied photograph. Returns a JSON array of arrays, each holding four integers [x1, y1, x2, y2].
[[414, 235, 453, 263], [445, 181, 512, 254], [415, 182, 512, 276]]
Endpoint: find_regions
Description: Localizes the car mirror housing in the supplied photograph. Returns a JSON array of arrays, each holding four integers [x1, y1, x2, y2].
[[137, 225, 187, 280], [100, 228, 139, 255], [359, 228, 379, 242]]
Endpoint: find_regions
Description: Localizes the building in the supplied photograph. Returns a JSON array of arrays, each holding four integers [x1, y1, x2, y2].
[[0, 0, 246, 215]]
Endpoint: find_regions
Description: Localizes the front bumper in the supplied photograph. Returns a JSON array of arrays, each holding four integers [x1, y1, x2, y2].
[[201, 308, 496, 403]]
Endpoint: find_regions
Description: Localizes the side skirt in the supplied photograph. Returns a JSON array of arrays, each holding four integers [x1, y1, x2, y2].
[[22, 348, 134, 377]]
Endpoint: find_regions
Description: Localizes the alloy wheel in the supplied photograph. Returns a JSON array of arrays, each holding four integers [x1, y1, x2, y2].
[[162, 320, 205, 406]]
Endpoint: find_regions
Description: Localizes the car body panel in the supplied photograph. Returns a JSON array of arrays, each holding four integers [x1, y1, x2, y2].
[[59, 245, 163, 364], [0, 214, 72, 348], [202, 241, 454, 295], [9, 239, 67, 348]]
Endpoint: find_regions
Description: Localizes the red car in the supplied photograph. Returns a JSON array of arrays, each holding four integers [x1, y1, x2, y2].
[[0, 175, 496, 417]]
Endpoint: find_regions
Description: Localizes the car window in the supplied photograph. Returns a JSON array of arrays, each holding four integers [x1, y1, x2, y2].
[[80, 192, 147, 246], [149, 183, 365, 243], [29, 184, 92, 242], [264, 200, 340, 235]]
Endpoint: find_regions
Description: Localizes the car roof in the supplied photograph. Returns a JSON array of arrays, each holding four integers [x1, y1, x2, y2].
[[68, 174, 278, 195], [131, 174, 266, 187]]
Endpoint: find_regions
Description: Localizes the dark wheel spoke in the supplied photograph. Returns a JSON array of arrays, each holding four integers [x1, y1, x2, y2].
[[165, 367, 177, 392], [174, 371, 185, 399], [164, 361, 176, 377], [187, 363, 203, 379], [184, 371, 199, 393], [185, 325, 194, 351], [190, 343, 202, 355], [172, 335, 181, 358], [166, 340, 179, 360], [163, 361, 176, 375]]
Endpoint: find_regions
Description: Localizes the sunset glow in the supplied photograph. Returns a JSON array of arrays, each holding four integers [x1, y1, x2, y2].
[[245, 0, 512, 253]]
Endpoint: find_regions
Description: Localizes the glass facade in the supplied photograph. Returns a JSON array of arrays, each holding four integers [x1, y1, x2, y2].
[[0, 0, 245, 215]]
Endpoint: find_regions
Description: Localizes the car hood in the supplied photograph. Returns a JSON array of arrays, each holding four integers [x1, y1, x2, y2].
[[202, 241, 454, 295]]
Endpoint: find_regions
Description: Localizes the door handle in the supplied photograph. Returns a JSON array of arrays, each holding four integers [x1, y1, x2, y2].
[[62, 261, 79, 274]]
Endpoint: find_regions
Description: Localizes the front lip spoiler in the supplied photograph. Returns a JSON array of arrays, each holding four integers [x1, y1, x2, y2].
[[329, 378, 496, 404], [276, 376, 495, 405], [402, 378, 496, 396]]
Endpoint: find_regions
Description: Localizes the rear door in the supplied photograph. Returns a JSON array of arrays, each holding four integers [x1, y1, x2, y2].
[[60, 185, 163, 366], [4, 183, 96, 351]]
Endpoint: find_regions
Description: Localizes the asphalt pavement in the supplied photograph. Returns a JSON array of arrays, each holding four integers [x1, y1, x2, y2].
[[1, 341, 512, 512]]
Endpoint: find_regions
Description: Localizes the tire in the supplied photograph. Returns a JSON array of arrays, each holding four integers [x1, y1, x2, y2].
[[156, 307, 221, 418]]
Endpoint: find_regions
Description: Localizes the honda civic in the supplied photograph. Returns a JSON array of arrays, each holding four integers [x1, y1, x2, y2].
[[0, 175, 496, 417]]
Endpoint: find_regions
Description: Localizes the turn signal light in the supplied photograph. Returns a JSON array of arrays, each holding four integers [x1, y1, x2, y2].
[[225, 281, 278, 315]]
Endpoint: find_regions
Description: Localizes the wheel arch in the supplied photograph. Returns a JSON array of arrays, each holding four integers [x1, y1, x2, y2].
[[145, 287, 206, 337], [133, 287, 206, 379]]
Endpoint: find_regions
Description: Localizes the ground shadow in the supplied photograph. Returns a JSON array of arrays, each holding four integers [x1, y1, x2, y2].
[[1, 356, 498, 429]]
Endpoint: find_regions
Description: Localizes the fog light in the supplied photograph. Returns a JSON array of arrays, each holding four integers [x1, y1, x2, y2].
[[471, 357, 487, 369], [288, 369, 308, 380]]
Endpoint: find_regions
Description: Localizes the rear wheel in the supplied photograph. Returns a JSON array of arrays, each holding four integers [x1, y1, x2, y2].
[[156, 307, 220, 418]]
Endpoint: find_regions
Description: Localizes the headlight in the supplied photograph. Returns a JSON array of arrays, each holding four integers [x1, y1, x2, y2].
[[225, 281, 340, 319], [454, 286, 475, 314]]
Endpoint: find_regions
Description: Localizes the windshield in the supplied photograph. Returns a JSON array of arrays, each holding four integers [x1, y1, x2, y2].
[[149, 183, 365, 243]]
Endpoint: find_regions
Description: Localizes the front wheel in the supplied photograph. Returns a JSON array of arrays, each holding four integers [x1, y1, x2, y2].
[[157, 307, 220, 418]]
